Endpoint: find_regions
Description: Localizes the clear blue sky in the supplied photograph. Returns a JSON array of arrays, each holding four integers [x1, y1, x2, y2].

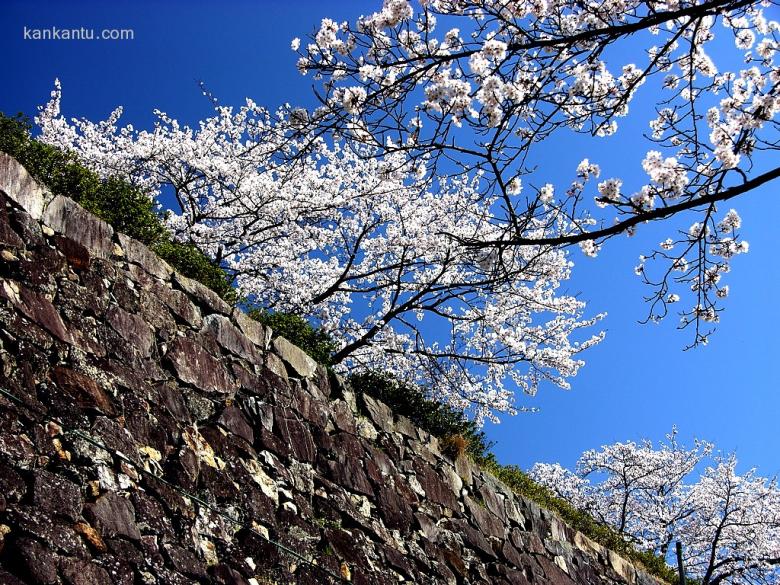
[[1, 0, 777, 478]]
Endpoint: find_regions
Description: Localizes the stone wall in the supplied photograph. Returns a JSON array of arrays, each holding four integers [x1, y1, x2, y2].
[[0, 153, 665, 585]]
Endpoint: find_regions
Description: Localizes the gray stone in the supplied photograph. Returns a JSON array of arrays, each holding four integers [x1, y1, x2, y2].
[[274, 408, 317, 463], [202, 313, 262, 363], [273, 335, 317, 378], [265, 352, 289, 383], [59, 558, 112, 585], [443, 465, 463, 496], [164, 543, 208, 579], [232, 308, 271, 350], [478, 483, 507, 523], [43, 195, 114, 259], [0, 152, 49, 220], [15, 537, 59, 584], [152, 281, 202, 328], [455, 453, 474, 487], [0, 279, 72, 344], [413, 459, 459, 511], [218, 405, 254, 444], [118, 233, 173, 280], [84, 492, 142, 541], [32, 470, 83, 523], [165, 336, 237, 395], [361, 394, 393, 430], [173, 271, 231, 315], [52, 366, 115, 414], [465, 496, 505, 539], [395, 415, 418, 439]]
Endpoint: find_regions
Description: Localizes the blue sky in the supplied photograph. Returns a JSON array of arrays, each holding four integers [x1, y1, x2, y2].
[[1, 0, 778, 477]]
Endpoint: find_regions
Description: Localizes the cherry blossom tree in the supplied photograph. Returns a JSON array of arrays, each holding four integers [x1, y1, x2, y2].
[[530, 430, 780, 583], [294, 0, 780, 346], [34, 82, 604, 423]]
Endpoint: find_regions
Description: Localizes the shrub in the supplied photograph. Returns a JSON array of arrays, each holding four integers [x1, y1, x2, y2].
[[0, 113, 167, 244], [348, 370, 495, 462], [155, 240, 236, 304], [247, 309, 337, 366], [441, 434, 469, 460], [0, 112, 235, 302]]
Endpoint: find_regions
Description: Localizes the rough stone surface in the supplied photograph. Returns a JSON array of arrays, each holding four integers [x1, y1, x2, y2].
[[0, 152, 48, 220], [232, 308, 270, 350], [42, 195, 114, 259], [202, 314, 261, 363], [173, 272, 231, 316], [84, 493, 142, 541], [0, 279, 72, 343], [106, 305, 154, 358], [0, 155, 666, 585], [32, 471, 84, 524], [117, 233, 172, 281], [165, 337, 237, 395], [273, 335, 318, 378]]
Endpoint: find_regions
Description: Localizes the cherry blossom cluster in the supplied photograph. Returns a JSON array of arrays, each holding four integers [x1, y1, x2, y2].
[[35, 82, 605, 423], [531, 430, 780, 583], [633, 206, 749, 345], [294, 0, 780, 347]]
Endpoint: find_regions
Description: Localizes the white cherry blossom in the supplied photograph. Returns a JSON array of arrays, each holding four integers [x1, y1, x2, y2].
[[293, 0, 780, 347], [531, 431, 780, 583], [36, 82, 604, 424]]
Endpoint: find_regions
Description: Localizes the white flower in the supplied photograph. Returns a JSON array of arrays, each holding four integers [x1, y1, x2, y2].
[[340, 87, 367, 114], [579, 240, 599, 257], [597, 178, 622, 206], [539, 183, 554, 204], [735, 29, 756, 50], [718, 209, 742, 232], [507, 177, 522, 195]]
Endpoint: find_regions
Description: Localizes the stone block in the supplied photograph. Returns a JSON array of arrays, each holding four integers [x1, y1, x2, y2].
[[173, 271, 231, 315], [232, 307, 271, 350], [202, 313, 261, 363], [165, 336, 237, 395], [42, 195, 114, 259], [273, 335, 317, 378], [0, 152, 49, 220], [118, 233, 172, 280]]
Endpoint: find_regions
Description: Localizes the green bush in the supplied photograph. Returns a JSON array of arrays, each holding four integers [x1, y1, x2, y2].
[[0, 112, 235, 302], [0, 113, 167, 245], [348, 370, 495, 462], [155, 240, 236, 304], [247, 309, 337, 365]]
